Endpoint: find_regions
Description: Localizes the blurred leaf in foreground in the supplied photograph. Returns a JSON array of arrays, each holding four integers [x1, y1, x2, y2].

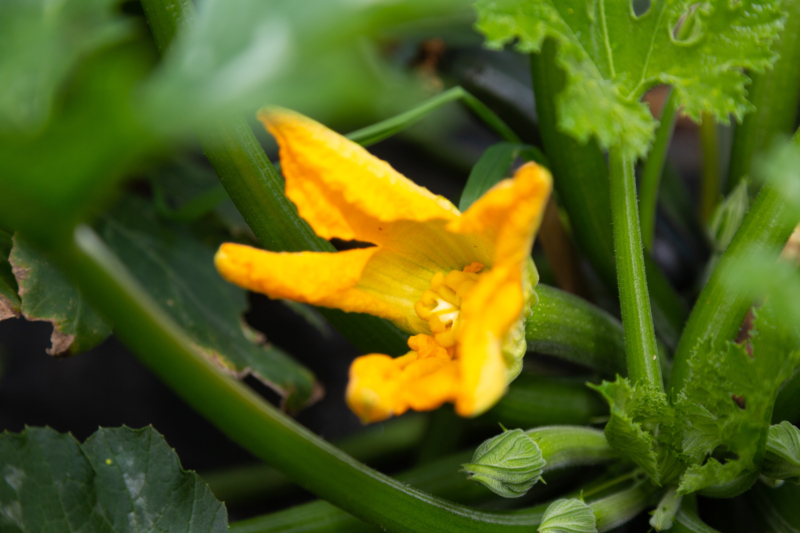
[[145, 0, 470, 129], [0, 0, 133, 134], [96, 195, 320, 411], [7, 235, 112, 356], [474, 0, 783, 158], [0, 426, 227, 532]]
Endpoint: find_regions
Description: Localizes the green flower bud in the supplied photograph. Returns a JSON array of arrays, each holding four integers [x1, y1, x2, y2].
[[462, 428, 545, 498], [538, 498, 597, 533], [762, 421, 800, 483], [649, 488, 682, 531]]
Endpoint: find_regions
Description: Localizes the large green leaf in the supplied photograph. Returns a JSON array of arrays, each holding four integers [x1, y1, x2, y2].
[[0, 426, 227, 532], [0, 230, 19, 319], [96, 195, 319, 411], [8, 235, 112, 355], [145, 0, 469, 128], [475, 0, 783, 158], [0, 0, 132, 134]]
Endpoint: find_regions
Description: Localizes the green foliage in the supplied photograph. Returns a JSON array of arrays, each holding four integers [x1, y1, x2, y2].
[[593, 306, 800, 494], [474, 0, 784, 158], [0, 0, 133, 135], [708, 180, 750, 254], [0, 426, 227, 532], [96, 195, 319, 411], [146, 0, 469, 128], [538, 499, 597, 533], [0, 230, 20, 318], [459, 142, 544, 211], [462, 428, 545, 498], [8, 235, 112, 355], [762, 421, 800, 483]]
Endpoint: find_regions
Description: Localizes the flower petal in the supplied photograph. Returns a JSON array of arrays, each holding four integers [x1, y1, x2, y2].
[[259, 108, 460, 244], [214, 243, 404, 324]]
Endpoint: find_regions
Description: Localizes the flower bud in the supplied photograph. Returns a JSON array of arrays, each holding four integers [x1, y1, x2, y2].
[[649, 488, 682, 531], [762, 421, 800, 483], [538, 498, 597, 533], [462, 428, 545, 498]]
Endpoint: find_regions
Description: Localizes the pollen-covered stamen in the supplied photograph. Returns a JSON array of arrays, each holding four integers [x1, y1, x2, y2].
[[414, 262, 484, 347]]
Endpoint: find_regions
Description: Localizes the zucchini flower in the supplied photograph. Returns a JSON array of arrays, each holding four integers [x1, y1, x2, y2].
[[214, 109, 552, 422]]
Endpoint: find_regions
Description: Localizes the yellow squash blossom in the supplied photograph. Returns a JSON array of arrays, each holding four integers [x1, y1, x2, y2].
[[214, 108, 552, 423]]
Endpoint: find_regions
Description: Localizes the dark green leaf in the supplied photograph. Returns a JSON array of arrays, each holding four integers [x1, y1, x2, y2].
[[459, 142, 531, 211], [0, 426, 227, 532], [96, 195, 319, 410], [0, 230, 19, 319], [9, 235, 111, 355], [475, 0, 783, 158], [0, 0, 132, 134]]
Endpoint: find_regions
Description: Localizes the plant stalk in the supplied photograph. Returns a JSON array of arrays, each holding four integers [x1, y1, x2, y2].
[[640, 88, 679, 251], [699, 112, 720, 222], [608, 148, 663, 390]]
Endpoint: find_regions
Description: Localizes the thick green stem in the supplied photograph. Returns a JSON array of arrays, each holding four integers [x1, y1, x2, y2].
[[699, 112, 720, 223], [727, 0, 800, 190], [640, 89, 679, 251], [530, 42, 687, 351], [592, 482, 660, 533], [672, 495, 720, 533], [668, 182, 796, 393], [609, 148, 663, 390], [527, 284, 668, 378], [525, 426, 617, 470], [61, 225, 578, 533]]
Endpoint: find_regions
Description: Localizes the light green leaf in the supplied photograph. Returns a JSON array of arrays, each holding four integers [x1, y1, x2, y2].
[[0, 230, 19, 319], [538, 498, 597, 533], [0, 426, 227, 532], [763, 421, 800, 483], [675, 306, 800, 494], [0, 0, 132, 134], [474, 0, 784, 158], [95, 195, 319, 411], [9, 235, 112, 355], [462, 428, 545, 498]]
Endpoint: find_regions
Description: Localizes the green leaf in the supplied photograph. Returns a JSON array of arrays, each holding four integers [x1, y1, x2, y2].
[[675, 306, 800, 494], [0, 0, 133, 134], [462, 428, 545, 498], [9, 235, 112, 355], [0, 230, 20, 319], [95, 195, 319, 411], [590, 377, 672, 483], [459, 142, 531, 211], [0, 426, 227, 532], [474, 0, 784, 158], [538, 498, 597, 533], [763, 421, 800, 483]]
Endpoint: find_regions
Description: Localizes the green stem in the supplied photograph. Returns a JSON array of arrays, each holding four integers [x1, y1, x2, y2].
[[530, 42, 687, 351], [591, 482, 661, 533], [141, 0, 407, 355], [699, 112, 720, 223], [608, 148, 663, 390], [525, 426, 617, 470], [672, 495, 720, 533], [61, 225, 574, 533], [348, 86, 521, 147], [727, 0, 800, 191], [668, 182, 796, 393], [640, 88, 679, 251], [526, 284, 669, 378], [203, 414, 428, 505]]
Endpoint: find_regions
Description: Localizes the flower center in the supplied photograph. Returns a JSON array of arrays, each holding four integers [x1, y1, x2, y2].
[[414, 262, 484, 348]]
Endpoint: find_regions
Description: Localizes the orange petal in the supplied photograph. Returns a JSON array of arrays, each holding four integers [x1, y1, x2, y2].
[[259, 108, 459, 244], [214, 243, 404, 324]]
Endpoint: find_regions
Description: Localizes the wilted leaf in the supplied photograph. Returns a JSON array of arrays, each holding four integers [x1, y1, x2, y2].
[[0, 426, 227, 532], [0, 230, 19, 319], [9, 235, 112, 355], [474, 0, 784, 158], [96, 195, 319, 410]]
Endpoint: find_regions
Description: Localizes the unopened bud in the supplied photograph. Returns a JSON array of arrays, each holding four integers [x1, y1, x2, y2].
[[462, 428, 545, 498], [538, 498, 597, 533], [649, 488, 682, 531]]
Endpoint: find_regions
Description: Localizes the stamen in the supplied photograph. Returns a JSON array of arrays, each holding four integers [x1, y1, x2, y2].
[[414, 263, 484, 348]]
